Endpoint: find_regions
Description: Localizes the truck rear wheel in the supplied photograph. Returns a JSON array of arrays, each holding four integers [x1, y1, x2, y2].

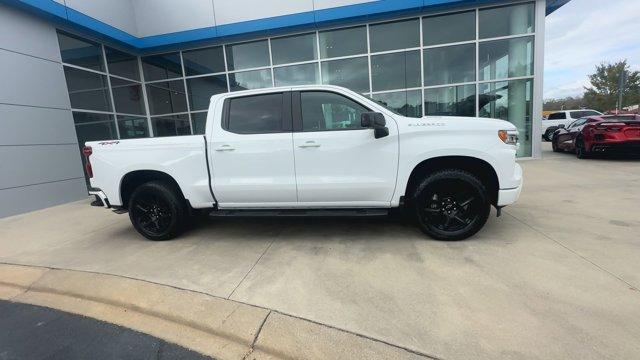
[[128, 180, 187, 241], [412, 170, 490, 241]]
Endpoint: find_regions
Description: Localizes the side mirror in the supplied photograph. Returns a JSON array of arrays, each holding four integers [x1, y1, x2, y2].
[[557, 124, 565, 129], [361, 112, 389, 138]]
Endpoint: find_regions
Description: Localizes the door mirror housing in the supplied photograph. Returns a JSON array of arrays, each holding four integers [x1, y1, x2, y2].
[[361, 112, 389, 138]]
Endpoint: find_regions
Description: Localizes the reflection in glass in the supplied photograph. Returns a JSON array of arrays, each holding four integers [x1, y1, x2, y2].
[[321, 57, 369, 93], [274, 63, 319, 86], [424, 44, 475, 86], [319, 26, 367, 58], [117, 116, 149, 139], [186, 75, 227, 111], [229, 69, 272, 91], [479, 36, 534, 81], [424, 85, 476, 117], [479, 79, 533, 157], [145, 80, 188, 115], [57, 31, 104, 71], [301, 91, 368, 131], [182, 46, 225, 76], [479, 3, 534, 39], [271, 33, 317, 65], [423, 11, 475, 46], [226, 40, 270, 71], [73, 112, 117, 141], [142, 52, 182, 81], [105, 46, 140, 80], [64, 67, 112, 112], [369, 19, 420, 52], [152, 114, 192, 137], [191, 112, 207, 135], [371, 51, 420, 92], [372, 90, 422, 118], [110, 77, 145, 115]]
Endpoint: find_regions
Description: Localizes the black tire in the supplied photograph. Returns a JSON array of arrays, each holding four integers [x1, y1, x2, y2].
[[412, 170, 491, 241], [575, 138, 590, 159], [128, 180, 187, 240], [544, 128, 556, 142], [552, 137, 562, 152]]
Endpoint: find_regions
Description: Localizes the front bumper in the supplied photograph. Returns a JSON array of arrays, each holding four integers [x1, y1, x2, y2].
[[88, 189, 110, 208], [497, 163, 523, 206]]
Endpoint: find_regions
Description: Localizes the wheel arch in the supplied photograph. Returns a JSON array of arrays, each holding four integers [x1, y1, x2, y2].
[[119, 170, 185, 207], [404, 156, 500, 206]]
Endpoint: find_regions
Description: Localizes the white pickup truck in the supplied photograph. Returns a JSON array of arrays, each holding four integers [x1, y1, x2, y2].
[[85, 85, 522, 241]]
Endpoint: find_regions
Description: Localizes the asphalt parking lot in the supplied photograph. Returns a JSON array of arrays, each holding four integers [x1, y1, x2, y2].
[[1, 142, 639, 360]]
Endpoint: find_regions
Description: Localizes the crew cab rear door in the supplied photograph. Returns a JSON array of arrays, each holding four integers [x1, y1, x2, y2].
[[210, 91, 297, 207], [291, 90, 398, 206]]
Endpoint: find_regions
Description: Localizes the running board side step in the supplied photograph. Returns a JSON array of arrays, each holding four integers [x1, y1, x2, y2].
[[208, 209, 390, 218]]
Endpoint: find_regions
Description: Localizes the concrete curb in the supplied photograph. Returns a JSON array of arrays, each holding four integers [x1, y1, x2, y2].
[[0, 263, 437, 360]]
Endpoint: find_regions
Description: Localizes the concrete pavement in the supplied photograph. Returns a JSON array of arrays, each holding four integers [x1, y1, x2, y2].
[[0, 142, 639, 359]]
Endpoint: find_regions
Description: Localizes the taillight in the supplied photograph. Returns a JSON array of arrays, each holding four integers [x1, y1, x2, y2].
[[595, 122, 625, 132], [83, 146, 93, 178]]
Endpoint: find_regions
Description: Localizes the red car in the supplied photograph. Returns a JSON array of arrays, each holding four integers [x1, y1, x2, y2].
[[552, 115, 640, 158]]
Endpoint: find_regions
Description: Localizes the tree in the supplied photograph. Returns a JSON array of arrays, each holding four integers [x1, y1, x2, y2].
[[583, 60, 640, 112], [543, 96, 585, 111]]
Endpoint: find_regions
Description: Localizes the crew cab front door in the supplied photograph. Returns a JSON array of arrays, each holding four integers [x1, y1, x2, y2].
[[210, 92, 297, 207], [291, 91, 398, 207]]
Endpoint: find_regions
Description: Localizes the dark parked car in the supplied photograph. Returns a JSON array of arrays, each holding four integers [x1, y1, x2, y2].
[[552, 115, 640, 158]]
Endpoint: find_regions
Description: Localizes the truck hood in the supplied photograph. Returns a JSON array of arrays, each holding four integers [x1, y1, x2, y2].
[[395, 116, 518, 133]]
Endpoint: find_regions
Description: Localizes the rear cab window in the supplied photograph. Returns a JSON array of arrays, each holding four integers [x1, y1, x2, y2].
[[547, 112, 566, 120], [570, 110, 600, 119], [223, 92, 291, 134]]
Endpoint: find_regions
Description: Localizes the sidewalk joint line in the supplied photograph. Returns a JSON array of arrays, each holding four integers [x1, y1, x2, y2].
[[504, 211, 639, 291], [227, 237, 276, 300], [242, 310, 271, 360]]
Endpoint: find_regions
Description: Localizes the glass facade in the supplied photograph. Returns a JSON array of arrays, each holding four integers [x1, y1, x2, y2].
[[57, 2, 537, 158]]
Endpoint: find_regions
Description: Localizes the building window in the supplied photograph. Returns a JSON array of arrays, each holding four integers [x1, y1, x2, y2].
[[145, 80, 188, 115], [64, 67, 112, 112], [57, 31, 104, 71], [369, 19, 420, 52], [321, 57, 370, 93], [274, 63, 319, 87], [479, 79, 533, 157], [271, 33, 318, 65], [479, 3, 535, 39], [479, 36, 534, 81], [319, 26, 367, 58], [372, 90, 422, 118], [186, 75, 227, 111], [152, 114, 192, 137], [117, 116, 150, 139], [229, 69, 273, 91], [423, 43, 476, 86], [371, 51, 421, 92], [110, 77, 145, 115], [105, 46, 140, 80], [226, 40, 270, 71], [142, 52, 183, 81], [423, 11, 476, 46], [182, 46, 225, 76], [424, 85, 476, 117]]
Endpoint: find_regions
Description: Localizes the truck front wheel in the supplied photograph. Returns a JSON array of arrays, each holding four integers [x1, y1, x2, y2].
[[128, 180, 187, 241], [412, 170, 490, 241]]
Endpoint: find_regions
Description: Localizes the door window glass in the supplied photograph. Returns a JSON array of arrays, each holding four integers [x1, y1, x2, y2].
[[300, 91, 369, 131], [227, 93, 283, 134]]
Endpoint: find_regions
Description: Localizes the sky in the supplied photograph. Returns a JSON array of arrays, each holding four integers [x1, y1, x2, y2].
[[544, 0, 640, 100]]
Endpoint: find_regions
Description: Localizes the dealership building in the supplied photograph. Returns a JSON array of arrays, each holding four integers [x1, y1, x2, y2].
[[0, 0, 568, 217]]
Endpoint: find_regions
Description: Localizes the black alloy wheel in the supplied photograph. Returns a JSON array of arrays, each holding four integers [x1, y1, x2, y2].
[[575, 138, 590, 159], [545, 128, 556, 142], [128, 181, 187, 240], [413, 170, 490, 241]]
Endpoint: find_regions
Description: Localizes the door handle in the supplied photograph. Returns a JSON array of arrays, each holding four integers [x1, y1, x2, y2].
[[215, 144, 235, 151], [298, 141, 321, 148]]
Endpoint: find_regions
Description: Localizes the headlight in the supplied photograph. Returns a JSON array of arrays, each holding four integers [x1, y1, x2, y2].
[[498, 130, 519, 146]]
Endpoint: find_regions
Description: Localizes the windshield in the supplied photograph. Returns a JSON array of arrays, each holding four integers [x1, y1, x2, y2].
[[570, 110, 600, 119]]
